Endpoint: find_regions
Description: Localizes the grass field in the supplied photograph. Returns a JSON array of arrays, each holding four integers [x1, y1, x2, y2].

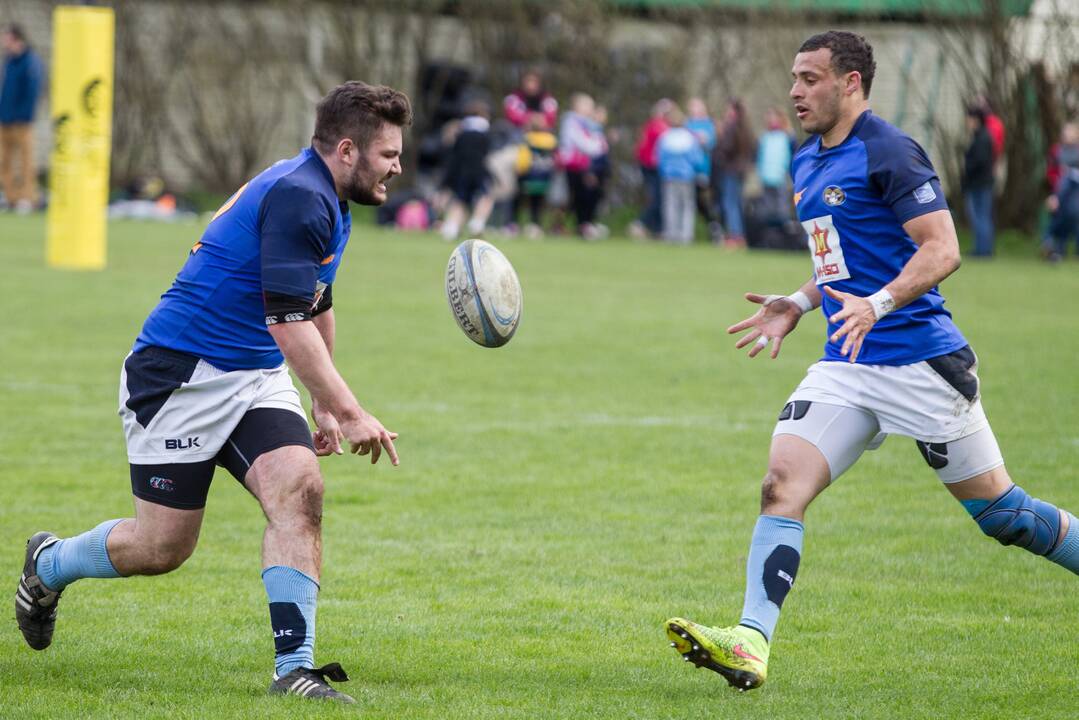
[[2, 214, 1079, 719]]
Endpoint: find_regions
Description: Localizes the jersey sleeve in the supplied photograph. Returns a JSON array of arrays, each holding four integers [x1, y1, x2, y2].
[[258, 181, 335, 323], [867, 134, 950, 224]]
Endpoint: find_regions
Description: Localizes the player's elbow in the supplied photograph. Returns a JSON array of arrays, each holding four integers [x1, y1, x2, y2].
[[943, 245, 961, 275], [931, 238, 962, 278]]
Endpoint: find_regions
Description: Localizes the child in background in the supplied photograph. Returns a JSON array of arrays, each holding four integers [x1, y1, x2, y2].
[[514, 115, 558, 238], [657, 107, 708, 244], [441, 100, 494, 240]]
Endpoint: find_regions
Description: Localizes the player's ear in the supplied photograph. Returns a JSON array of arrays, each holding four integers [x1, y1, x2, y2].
[[845, 71, 862, 97], [335, 137, 355, 166]]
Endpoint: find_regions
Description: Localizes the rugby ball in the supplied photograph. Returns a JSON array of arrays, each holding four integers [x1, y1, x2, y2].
[[445, 239, 522, 347]]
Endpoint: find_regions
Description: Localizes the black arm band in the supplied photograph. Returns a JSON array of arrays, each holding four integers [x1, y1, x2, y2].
[[311, 284, 333, 317], [264, 291, 312, 325]]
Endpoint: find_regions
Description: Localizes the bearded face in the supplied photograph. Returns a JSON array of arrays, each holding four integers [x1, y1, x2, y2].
[[343, 123, 403, 206]]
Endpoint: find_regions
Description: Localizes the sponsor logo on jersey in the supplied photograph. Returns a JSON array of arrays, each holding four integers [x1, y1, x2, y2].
[[320, 254, 336, 266], [803, 215, 852, 284], [913, 181, 937, 204], [793, 188, 804, 205], [823, 185, 846, 206]]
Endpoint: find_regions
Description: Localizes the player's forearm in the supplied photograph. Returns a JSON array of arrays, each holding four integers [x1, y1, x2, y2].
[[312, 308, 335, 357], [880, 210, 962, 312], [268, 320, 363, 421], [884, 237, 961, 310]]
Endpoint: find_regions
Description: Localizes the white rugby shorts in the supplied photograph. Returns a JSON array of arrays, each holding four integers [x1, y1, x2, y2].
[[119, 347, 307, 465], [773, 348, 1004, 483]]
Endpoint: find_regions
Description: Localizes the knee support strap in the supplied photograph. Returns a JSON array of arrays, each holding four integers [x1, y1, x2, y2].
[[973, 485, 1061, 556]]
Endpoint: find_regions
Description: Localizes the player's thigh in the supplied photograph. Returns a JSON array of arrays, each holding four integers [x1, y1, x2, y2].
[[772, 399, 881, 483], [215, 364, 314, 490], [916, 423, 1006, 488]]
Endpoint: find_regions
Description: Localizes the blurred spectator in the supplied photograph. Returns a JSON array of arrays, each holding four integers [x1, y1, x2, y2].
[[757, 107, 795, 226], [440, 100, 494, 240], [558, 93, 608, 239], [514, 115, 557, 238], [975, 94, 1005, 163], [504, 68, 558, 132], [590, 104, 612, 233], [629, 98, 672, 238], [686, 97, 720, 241], [713, 98, 755, 248], [0, 24, 43, 213], [1045, 122, 1079, 261], [962, 105, 995, 257], [657, 107, 708, 245]]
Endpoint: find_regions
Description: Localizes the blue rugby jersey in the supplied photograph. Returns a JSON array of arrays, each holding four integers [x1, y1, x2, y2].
[[134, 147, 351, 370], [792, 110, 967, 365]]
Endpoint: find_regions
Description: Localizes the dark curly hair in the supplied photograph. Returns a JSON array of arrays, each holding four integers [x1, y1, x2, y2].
[[313, 81, 412, 154], [798, 31, 876, 99]]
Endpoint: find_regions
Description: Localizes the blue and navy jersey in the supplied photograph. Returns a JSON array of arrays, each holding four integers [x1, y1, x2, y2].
[[792, 110, 967, 365], [134, 147, 351, 371]]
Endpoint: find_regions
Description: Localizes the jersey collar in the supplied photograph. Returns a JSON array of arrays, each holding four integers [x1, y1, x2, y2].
[[305, 146, 339, 197], [814, 109, 873, 155]]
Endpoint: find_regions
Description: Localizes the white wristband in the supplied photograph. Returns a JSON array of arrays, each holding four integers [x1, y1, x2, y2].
[[786, 290, 814, 315], [867, 289, 896, 320]]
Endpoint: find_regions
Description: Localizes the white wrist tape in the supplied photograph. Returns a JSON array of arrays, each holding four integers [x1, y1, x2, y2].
[[867, 289, 896, 320], [786, 290, 814, 315]]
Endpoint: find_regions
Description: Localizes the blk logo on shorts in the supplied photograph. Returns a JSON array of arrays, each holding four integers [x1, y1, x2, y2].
[[165, 437, 201, 450]]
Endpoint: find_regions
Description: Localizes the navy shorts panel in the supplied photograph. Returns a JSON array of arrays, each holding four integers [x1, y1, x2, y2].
[[123, 346, 199, 428], [925, 345, 978, 402], [216, 408, 314, 485]]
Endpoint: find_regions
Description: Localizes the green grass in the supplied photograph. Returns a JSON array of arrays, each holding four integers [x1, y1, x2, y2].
[[2, 214, 1078, 719]]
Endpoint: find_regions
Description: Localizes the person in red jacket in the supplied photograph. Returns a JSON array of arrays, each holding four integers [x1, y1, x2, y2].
[[629, 98, 673, 238], [975, 95, 1005, 164], [503, 69, 558, 131]]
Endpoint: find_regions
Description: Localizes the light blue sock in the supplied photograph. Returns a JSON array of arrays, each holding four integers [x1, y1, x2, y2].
[[35, 519, 123, 591], [1048, 513, 1079, 574], [263, 565, 319, 677], [739, 515, 804, 643]]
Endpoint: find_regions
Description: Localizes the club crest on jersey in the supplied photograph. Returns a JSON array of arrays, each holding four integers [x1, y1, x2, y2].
[[823, 185, 846, 206], [802, 215, 851, 284]]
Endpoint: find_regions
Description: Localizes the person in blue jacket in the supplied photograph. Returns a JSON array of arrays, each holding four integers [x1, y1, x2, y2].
[[0, 24, 43, 212]]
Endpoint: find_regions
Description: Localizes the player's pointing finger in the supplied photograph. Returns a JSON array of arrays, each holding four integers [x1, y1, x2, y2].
[[382, 433, 400, 466]]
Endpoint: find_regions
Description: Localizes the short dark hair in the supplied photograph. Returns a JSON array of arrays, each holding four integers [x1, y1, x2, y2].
[[798, 31, 876, 99], [312, 81, 412, 154], [5, 24, 27, 43]]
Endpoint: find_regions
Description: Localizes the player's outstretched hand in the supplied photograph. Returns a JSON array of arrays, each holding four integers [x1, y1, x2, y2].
[[312, 403, 344, 457], [822, 285, 876, 363], [340, 411, 400, 466], [726, 293, 804, 359]]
